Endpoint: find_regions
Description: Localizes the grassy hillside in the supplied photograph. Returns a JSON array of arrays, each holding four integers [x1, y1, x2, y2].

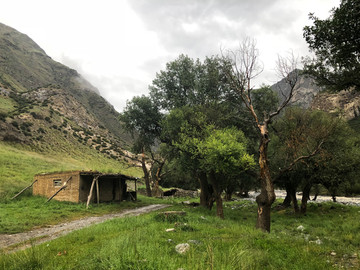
[[0, 141, 141, 201]]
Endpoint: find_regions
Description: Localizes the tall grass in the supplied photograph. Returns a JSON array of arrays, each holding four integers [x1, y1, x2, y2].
[[1, 199, 359, 269]]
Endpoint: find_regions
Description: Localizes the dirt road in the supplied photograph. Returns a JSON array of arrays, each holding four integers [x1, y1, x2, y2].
[[0, 204, 169, 252]]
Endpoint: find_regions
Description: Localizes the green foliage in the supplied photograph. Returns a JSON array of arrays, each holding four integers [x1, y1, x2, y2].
[[251, 85, 279, 122], [149, 54, 238, 111], [303, 0, 360, 91], [120, 95, 162, 153], [270, 107, 360, 196]]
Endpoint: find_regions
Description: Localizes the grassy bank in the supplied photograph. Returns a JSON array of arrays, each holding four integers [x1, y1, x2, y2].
[[0, 141, 141, 201], [1, 198, 359, 269]]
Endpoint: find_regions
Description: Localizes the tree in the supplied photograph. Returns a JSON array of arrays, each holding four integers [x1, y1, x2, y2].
[[175, 123, 255, 218], [270, 108, 360, 214], [150, 54, 257, 208], [270, 108, 336, 213], [149, 54, 241, 111], [119, 95, 163, 197], [222, 38, 300, 232], [303, 0, 360, 91]]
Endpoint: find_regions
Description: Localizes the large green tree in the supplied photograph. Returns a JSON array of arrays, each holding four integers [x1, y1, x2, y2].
[[303, 0, 360, 91], [119, 95, 163, 197], [174, 120, 255, 218]]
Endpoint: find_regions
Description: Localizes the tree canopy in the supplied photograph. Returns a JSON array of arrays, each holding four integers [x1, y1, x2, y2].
[[303, 0, 360, 91]]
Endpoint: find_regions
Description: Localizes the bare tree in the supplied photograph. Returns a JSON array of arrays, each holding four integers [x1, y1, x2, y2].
[[222, 38, 300, 232]]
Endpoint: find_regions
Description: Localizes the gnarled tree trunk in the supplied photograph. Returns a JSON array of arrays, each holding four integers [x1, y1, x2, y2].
[[300, 183, 312, 214], [198, 172, 214, 209], [141, 149, 152, 197], [256, 131, 276, 232], [209, 172, 224, 219]]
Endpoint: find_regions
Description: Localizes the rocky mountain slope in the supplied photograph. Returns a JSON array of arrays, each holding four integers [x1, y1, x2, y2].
[[0, 22, 133, 161], [271, 71, 360, 121]]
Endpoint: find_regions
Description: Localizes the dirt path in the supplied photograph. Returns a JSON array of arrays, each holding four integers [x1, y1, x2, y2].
[[0, 204, 170, 252]]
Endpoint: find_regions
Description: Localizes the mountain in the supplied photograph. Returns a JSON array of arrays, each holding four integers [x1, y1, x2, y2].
[[271, 71, 360, 121], [0, 22, 133, 159]]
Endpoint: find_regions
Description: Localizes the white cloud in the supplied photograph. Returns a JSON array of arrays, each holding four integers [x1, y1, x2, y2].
[[1, 0, 340, 111]]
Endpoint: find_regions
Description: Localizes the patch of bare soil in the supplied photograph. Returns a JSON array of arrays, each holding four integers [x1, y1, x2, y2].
[[0, 204, 169, 253]]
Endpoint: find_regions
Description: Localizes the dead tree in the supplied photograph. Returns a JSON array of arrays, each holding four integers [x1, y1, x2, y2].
[[223, 39, 299, 232]]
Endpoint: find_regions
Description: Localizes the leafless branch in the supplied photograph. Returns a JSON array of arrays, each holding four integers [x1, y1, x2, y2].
[[276, 140, 324, 178], [267, 52, 300, 122]]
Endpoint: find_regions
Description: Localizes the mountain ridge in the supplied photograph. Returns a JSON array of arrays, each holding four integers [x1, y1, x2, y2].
[[0, 22, 134, 162]]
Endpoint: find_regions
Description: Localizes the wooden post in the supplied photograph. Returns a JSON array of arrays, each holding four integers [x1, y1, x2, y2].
[[86, 175, 98, 209], [96, 176, 100, 206], [11, 180, 38, 200], [46, 176, 72, 203]]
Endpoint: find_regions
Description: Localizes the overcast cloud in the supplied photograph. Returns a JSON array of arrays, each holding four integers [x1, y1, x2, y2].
[[1, 0, 339, 112]]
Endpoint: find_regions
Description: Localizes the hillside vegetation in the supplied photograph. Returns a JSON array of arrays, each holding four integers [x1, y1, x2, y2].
[[0, 141, 141, 201]]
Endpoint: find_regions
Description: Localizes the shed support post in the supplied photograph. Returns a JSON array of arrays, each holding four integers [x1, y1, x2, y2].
[[86, 175, 99, 209], [96, 176, 100, 206]]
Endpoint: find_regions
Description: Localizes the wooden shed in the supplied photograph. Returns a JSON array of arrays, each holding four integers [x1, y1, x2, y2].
[[32, 171, 137, 205]]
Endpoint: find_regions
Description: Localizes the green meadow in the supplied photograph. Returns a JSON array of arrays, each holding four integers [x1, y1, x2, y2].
[[1, 197, 359, 270]]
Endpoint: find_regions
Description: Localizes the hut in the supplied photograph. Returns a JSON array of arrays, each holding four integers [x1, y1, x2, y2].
[[32, 171, 137, 205]]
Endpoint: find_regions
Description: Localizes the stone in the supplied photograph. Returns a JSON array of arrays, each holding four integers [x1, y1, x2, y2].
[[175, 243, 190, 254], [297, 225, 305, 231], [188, 239, 201, 245], [315, 239, 322, 245], [330, 251, 336, 256], [166, 228, 176, 232], [350, 253, 358, 259]]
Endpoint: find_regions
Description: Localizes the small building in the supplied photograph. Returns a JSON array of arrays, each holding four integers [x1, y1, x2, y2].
[[32, 171, 137, 204]]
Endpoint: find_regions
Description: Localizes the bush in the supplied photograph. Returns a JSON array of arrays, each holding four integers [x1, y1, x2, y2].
[[11, 121, 19, 129]]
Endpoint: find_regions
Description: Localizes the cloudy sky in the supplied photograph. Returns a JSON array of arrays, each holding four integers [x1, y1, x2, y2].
[[1, 0, 339, 112]]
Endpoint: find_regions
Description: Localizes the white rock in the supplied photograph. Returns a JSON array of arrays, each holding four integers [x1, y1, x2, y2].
[[188, 239, 201, 245], [315, 239, 322, 245], [175, 243, 190, 254], [330, 251, 336, 256], [297, 225, 305, 231], [166, 228, 176, 232]]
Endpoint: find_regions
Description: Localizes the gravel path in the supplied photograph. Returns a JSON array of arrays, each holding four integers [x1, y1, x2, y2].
[[0, 204, 170, 252], [248, 190, 360, 206]]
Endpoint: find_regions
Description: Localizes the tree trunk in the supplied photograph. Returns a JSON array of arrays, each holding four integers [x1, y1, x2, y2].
[[300, 183, 311, 214], [198, 172, 214, 209], [141, 149, 152, 197], [224, 187, 233, 201], [256, 130, 276, 232], [209, 172, 224, 219], [290, 187, 299, 213], [282, 187, 292, 208], [152, 161, 165, 197]]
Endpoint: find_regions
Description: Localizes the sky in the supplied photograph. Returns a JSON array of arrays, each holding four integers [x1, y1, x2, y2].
[[1, 0, 340, 112]]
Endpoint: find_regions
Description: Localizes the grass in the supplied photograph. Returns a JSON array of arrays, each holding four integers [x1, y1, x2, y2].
[[0, 198, 359, 269], [0, 141, 141, 201], [0, 195, 165, 234], [0, 96, 16, 114]]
